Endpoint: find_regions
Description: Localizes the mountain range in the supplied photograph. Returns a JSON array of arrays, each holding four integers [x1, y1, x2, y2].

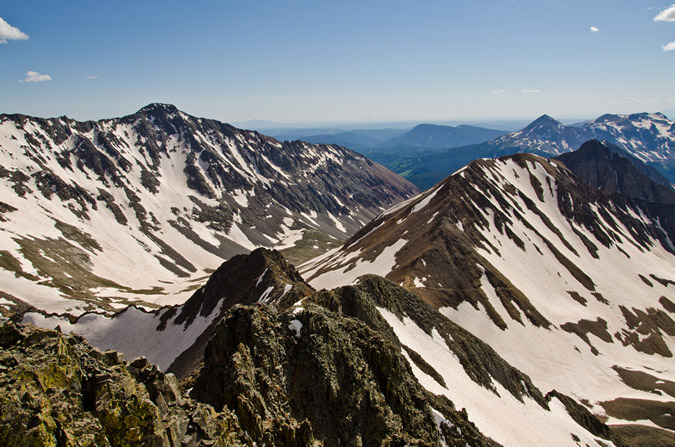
[[0, 104, 418, 316], [268, 128, 409, 152], [2, 105, 674, 446], [267, 123, 508, 154], [370, 112, 675, 190], [371, 123, 508, 151]]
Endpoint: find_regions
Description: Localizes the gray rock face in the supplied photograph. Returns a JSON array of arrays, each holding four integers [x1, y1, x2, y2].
[[166, 247, 315, 379]]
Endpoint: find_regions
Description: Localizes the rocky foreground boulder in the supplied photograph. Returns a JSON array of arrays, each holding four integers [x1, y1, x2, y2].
[[0, 321, 245, 446]]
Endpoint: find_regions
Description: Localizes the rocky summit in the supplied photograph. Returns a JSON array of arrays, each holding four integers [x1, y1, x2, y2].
[[0, 103, 418, 316], [554, 139, 675, 204]]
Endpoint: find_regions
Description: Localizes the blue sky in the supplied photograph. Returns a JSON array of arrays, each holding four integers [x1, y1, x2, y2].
[[1, 1, 674, 123]]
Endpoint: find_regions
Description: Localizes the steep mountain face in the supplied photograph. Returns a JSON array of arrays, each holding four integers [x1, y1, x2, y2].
[[23, 248, 313, 378], [190, 302, 455, 446], [302, 153, 675, 445], [186, 272, 619, 447], [0, 104, 418, 315], [555, 140, 675, 204]]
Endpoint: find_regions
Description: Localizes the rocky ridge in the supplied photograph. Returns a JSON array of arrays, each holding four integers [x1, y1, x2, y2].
[[13, 247, 624, 446], [23, 248, 314, 378]]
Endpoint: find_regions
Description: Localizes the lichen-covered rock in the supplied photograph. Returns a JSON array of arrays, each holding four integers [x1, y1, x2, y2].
[[0, 321, 246, 447]]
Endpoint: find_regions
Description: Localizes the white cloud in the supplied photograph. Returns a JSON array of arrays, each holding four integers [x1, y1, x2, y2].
[[654, 4, 675, 22], [664, 41, 675, 51], [521, 89, 540, 93], [85, 75, 100, 80], [20, 71, 52, 83], [0, 17, 29, 43], [492, 89, 509, 94], [590, 26, 599, 33]]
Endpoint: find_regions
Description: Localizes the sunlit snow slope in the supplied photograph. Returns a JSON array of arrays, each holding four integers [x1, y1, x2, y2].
[[0, 104, 418, 315], [302, 152, 675, 440]]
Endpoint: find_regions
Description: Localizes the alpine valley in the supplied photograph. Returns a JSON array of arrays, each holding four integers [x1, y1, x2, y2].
[[1, 106, 674, 447]]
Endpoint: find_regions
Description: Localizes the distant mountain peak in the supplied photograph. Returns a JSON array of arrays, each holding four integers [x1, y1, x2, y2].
[[134, 103, 182, 121], [138, 103, 179, 113], [526, 114, 563, 128]]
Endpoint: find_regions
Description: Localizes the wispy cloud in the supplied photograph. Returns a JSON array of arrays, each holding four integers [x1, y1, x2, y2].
[[492, 89, 509, 94], [0, 17, 28, 43], [85, 75, 100, 80], [664, 42, 675, 51], [590, 26, 599, 33], [19, 71, 52, 83], [521, 89, 540, 93], [654, 4, 675, 22]]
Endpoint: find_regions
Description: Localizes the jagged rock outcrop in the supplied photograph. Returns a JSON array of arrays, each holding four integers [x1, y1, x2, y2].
[[22, 248, 315, 380], [0, 321, 247, 446], [191, 300, 498, 447], [166, 247, 314, 379]]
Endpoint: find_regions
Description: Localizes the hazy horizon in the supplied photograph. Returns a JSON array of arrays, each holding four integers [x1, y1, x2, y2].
[[2, 1, 674, 123]]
